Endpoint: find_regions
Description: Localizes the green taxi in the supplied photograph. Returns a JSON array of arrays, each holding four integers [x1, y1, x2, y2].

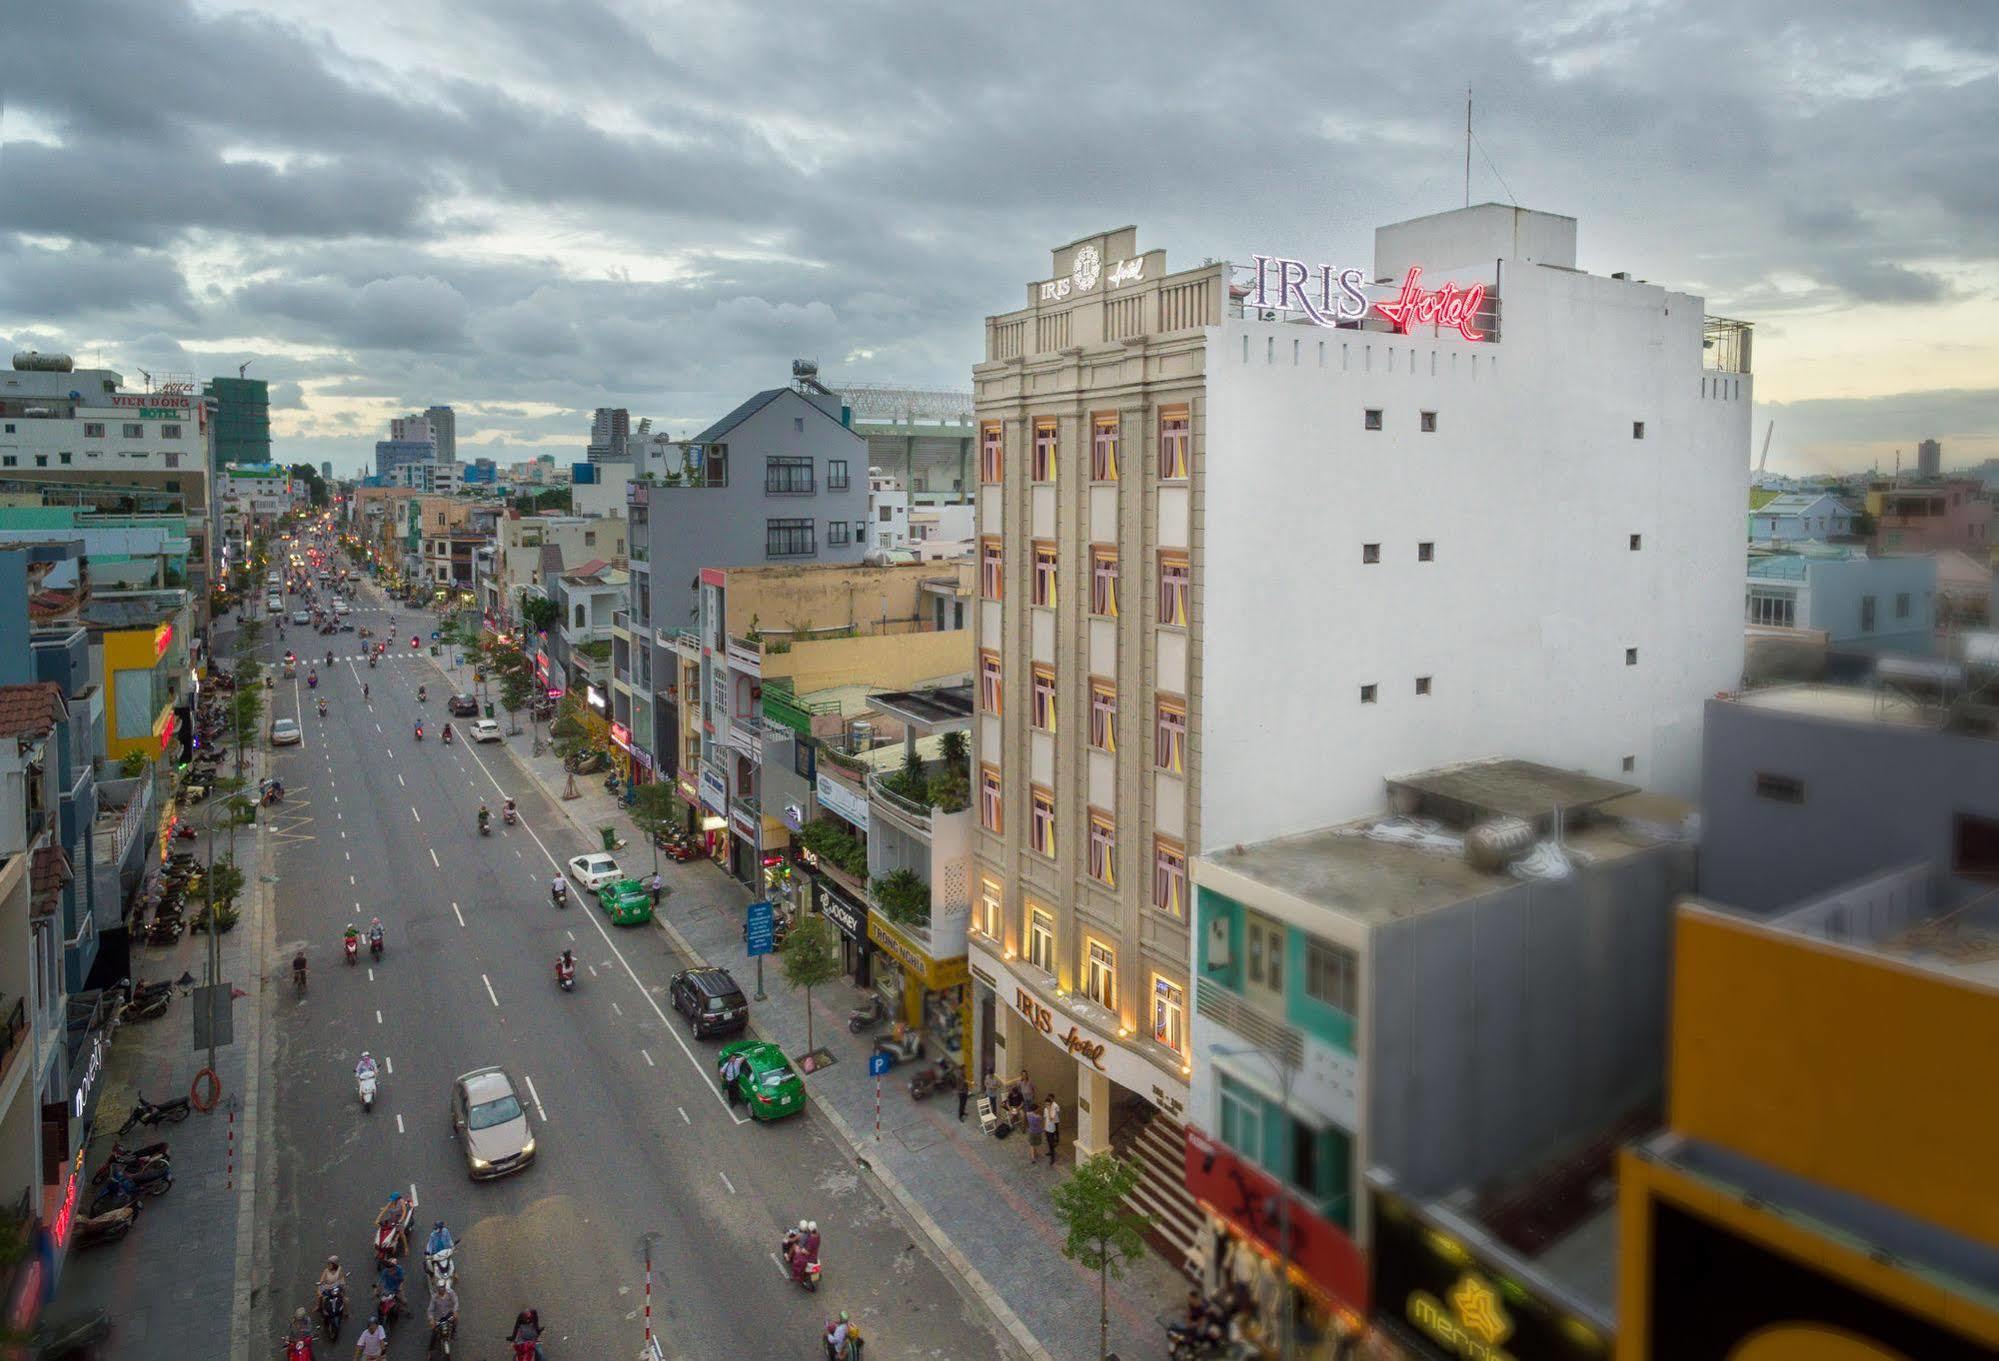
[[595, 877, 655, 926], [717, 1040, 804, 1122]]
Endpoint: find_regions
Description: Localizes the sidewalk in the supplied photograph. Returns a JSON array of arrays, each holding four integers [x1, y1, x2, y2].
[[423, 644, 1186, 1361], [60, 754, 274, 1360]]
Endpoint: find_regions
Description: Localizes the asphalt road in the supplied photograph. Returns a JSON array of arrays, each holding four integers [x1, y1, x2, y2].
[[249, 553, 1015, 1360]]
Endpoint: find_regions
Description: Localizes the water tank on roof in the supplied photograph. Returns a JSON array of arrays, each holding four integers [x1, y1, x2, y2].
[[1464, 816, 1536, 872], [848, 720, 873, 752], [12, 351, 74, 372]]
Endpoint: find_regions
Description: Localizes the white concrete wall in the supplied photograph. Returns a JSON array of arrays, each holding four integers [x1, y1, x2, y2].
[[1200, 261, 1748, 848]]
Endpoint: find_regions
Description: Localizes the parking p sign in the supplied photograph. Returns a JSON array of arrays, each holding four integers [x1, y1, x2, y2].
[[867, 1051, 892, 1078]]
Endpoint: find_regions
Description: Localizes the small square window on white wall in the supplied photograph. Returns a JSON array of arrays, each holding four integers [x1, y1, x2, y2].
[[1420, 411, 1437, 433], [1632, 421, 1646, 439], [1364, 409, 1383, 431]]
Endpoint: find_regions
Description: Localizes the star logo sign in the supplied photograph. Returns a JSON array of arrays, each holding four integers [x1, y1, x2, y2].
[[1449, 1274, 1512, 1346]]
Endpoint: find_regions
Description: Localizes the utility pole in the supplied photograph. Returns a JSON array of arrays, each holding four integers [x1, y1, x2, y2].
[[1464, 87, 1473, 207]]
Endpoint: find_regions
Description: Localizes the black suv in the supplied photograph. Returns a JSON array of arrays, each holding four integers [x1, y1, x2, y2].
[[447, 693, 479, 717], [669, 968, 749, 1039]]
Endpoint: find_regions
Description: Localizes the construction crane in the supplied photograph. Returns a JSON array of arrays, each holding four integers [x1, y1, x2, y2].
[[239, 361, 252, 379], [1757, 420, 1773, 475]]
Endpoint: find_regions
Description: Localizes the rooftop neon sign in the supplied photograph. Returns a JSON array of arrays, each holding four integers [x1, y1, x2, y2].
[[1246, 257, 1489, 342]]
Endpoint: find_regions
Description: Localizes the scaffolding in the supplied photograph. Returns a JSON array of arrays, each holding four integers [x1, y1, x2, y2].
[[1702, 316, 1753, 374], [831, 383, 973, 424]]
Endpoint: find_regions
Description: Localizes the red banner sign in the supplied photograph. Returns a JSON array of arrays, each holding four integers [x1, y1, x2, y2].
[[1183, 1127, 1368, 1313]]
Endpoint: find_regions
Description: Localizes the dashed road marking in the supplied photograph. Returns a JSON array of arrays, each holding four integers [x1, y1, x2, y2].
[[482, 974, 499, 1007], [523, 1073, 546, 1121], [451, 902, 464, 927], [375, 1009, 383, 1024], [430, 849, 440, 868], [642, 1050, 654, 1068], [396, 1113, 405, 1134], [719, 1171, 736, 1194]]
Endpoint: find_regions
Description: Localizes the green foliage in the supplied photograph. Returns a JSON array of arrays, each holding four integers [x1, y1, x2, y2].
[[926, 769, 970, 814], [778, 913, 840, 1053], [518, 592, 558, 633], [798, 819, 868, 879], [871, 868, 930, 926], [206, 855, 247, 912], [939, 729, 968, 768], [630, 783, 678, 870], [1052, 1153, 1153, 1361], [118, 752, 149, 779]]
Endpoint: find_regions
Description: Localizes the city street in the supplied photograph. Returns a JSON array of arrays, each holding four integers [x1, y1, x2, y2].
[[249, 572, 1018, 1360]]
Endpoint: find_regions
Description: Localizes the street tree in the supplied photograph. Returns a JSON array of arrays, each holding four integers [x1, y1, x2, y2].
[[778, 913, 839, 1055], [497, 657, 534, 735], [629, 783, 678, 871], [1051, 1152, 1153, 1361], [518, 591, 558, 635]]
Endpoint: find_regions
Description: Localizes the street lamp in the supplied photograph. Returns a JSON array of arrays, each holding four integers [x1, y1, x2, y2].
[[1212, 1042, 1297, 1361]]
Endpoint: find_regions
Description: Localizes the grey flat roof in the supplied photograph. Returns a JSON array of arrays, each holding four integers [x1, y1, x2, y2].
[[1386, 758, 1638, 824], [868, 684, 973, 732], [1729, 683, 1939, 730]]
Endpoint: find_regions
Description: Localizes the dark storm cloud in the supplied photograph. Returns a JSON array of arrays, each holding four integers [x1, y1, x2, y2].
[[1, 0, 1995, 474]]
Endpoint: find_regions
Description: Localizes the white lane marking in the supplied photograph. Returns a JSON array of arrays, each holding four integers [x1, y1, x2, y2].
[[523, 1073, 547, 1122], [336, 812, 342, 820], [345, 852, 350, 862], [385, 1055, 394, 1074], [482, 974, 499, 1007], [410, 807, 420, 822], [451, 902, 464, 927], [769, 1252, 788, 1278], [349, 875, 356, 886], [375, 1009, 383, 1024], [367, 967, 374, 982], [611, 1000, 623, 1016], [409, 1183, 419, 1208], [340, 831, 347, 838], [398, 774, 405, 788], [678, 1106, 690, 1124], [564, 930, 575, 942], [642, 1049, 654, 1068], [454, 737, 748, 1123], [587, 964, 599, 978], [429, 849, 440, 868], [396, 1114, 405, 1134], [719, 1171, 736, 1194]]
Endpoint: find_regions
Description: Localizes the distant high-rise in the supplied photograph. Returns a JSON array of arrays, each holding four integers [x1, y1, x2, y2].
[[375, 439, 435, 480], [425, 405, 457, 463], [390, 414, 433, 445], [587, 407, 630, 463], [204, 376, 270, 466], [1917, 437, 1942, 478], [320, 461, 333, 480]]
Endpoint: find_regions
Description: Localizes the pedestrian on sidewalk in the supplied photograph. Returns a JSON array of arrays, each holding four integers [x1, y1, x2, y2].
[[955, 1068, 971, 1122], [1025, 1100, 1044, 1162], [1042, 1095, 1060, 1165]]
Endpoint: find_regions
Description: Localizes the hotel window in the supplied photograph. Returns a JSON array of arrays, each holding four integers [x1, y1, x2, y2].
[[1747, 589, 1795, 628], [1091, 416, 1119, 481], [1088, 678, 1117, 752], [1029, 785, 1056, 858], [978, 878, 1003, 939], [980, 422, 1003, 483], [123, 422, 144, 438], [1085, 938, 1116, 1008], [980, 764, 1004, 832], [1152, 976, 1185, 1054], [980, 537, 1004, 600], [1158, 552, 1190, 626], [1031, 664, 1057, 732], [1027, 908, 1056, 973], [1090, 546, 1119, 617], [1155, 696, 1187, 774], [1245, 912, 1285, 1003], [1305, 938, 1358, 1015], [1158, 409, 1190, 480], [83, 422, 105, 438], [979, 651, 1003, 714], [1032, 541, 1058, 607], [1417, 541, 1434, 562], [1362, 543, 1380, 564], [1032, 420, 1058, 482], [162, 423, 182, 439], [1153, 836, 1186, 918], [1088, 809, 1116, 888]]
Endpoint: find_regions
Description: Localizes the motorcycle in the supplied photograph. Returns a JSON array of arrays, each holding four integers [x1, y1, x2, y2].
[[368, 655, 376, 669], [414, 724, 424, 742], [551, 883, 569, 911], [555, 958, 575, 992], [369, 928, 384, 960], [317, 699, 328, 718], [847, 993, 888, 1034], [307, 672, 318, 690], [870, 1026, 923, 1069], [89, 1164, 172, 1217], [118, 1092, 192, 1134], [781, 1234, 823, 1292], [319, 1282, 347, 1341], [120, 990, 172, 1023], [424, 1243, 458, 1292], [71, 1199, 140, 1249], [373, 1287, 403, 1332], [503, 804, 517, 827], [358, 1067, 378, 1112], [344, 934, 360, 965], [908, 1056, 959, 1102]]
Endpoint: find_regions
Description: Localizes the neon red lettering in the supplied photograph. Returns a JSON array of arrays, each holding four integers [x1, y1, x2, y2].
[[1373, 267, 1487, 342]]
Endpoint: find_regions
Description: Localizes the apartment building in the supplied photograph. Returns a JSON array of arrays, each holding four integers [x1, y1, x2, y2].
[[968, 207, 1749, 1263], [0, 354, 211, 477], [1868, 477, 1994, 555]]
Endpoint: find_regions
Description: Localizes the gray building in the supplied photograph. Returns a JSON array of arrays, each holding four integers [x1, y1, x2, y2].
[[588, 407, 629, 464], [374, 438, 434, 481], [1698, 684, 1999, 914], [425, 405, 457, 463], [1746, 545, 1938, 655], [1918, 436, 1942, 478], [622, 382, 868, 780]]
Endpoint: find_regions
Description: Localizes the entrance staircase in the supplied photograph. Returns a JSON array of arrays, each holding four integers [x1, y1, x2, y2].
[[1113, 1105, 1203, 1279]]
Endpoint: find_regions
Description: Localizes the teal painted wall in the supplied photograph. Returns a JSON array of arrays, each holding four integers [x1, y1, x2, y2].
[[1196, 884, 1357, 1055]]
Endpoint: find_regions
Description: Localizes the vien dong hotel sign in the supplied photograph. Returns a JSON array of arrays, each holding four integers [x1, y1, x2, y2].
[[1246, 256, 1489, 342]]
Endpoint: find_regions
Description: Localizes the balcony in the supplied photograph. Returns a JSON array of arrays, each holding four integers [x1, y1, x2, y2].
[[1194, 981, 1303, 1070], [868, 768, 933, 834], [725, 634, 761, 677], [762, 680, 839, 737], [727, 717, 763, 761]]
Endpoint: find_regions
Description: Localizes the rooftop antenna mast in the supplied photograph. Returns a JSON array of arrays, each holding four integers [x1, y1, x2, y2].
[[1464, 87, 1472, 207]]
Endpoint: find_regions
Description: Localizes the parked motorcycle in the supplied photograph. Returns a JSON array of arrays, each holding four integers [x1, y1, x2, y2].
[[847, 993, 888, 1034], [88, 1164, 172, 1217], [908, 1056, 959, 1102], [70, 1199, 140, 1249], [117, 1092, 192, 1134]]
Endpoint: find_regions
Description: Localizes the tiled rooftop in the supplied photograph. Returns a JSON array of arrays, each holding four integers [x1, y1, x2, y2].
[[0, 682, 64, 739]]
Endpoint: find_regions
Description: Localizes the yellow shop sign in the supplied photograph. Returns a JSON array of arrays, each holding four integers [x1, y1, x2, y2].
[[1408, 1272, 1517, 1361]]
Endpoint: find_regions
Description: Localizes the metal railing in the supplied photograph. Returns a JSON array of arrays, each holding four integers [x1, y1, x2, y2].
[[1194, 981, 1303, 1070], [867, 769, 932, 832]]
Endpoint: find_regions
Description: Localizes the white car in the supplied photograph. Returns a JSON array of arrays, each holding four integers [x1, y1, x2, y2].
[[470, 719, 503, 743], [270, 718, 302, 746], [291, 609, 311, 625], [332, 599, 350, 614], [567, 854, 621, 892], [266, 596, 283, 612]]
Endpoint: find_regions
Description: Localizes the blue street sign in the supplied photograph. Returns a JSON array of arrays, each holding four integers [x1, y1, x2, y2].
[[745, 900, 775, 957], [867, 1051, 892, 1078]]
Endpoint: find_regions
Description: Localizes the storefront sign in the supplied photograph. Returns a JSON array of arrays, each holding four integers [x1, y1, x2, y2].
[[1185, 1127, 1369, 1313], [71, 1033, 104, 1118], [730, 803, 759, 844], [867, 914, 970, 992], [783, 802, 805, 832], [818, 885, 868, 940], [1011, 988, 1107, 1069], [112, 393, 190, 409], [1246, 258, 1489, 342], [50, 1145, 86, 1248], [1371, 1188, 1606, 1361], [136, 407, 183, 420], [815, 772, 870, 832], [700, 766, 728, 815], [1038, 244, 1146, 301], [632, 746, 652, 771], [610, 722, 632, 751]]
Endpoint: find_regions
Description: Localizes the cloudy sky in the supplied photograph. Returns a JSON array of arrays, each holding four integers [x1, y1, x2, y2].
[[4, 0, 1995, 476]]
